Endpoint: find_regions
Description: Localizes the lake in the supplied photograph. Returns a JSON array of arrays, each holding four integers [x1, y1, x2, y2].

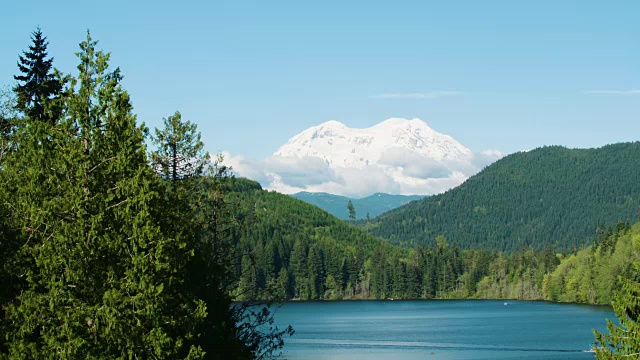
[[270, 300, 614, 360]]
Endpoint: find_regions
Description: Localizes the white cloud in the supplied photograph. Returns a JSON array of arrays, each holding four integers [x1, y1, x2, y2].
[[472, 149, 505, 170], [479, 149, 504, 158], [372, 91, 463, 99], [378, 148, 456, 179], [222, 148, 506, 197], [583, 89, 640, 95]]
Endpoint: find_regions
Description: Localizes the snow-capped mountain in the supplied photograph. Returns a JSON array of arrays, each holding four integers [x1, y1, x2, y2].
[[274, 118, 473, 168], [226, 117, 501, 197]]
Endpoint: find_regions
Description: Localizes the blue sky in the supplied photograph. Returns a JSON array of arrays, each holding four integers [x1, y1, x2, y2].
[[1, 0, 638, 160]]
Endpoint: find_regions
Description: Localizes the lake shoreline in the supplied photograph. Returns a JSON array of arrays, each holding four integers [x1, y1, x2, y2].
[[244, 297, 613, 309], [239, 299, 613, 309]]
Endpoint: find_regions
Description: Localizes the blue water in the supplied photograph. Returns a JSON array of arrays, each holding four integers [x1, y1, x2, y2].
[[270, 300, 614, 360]]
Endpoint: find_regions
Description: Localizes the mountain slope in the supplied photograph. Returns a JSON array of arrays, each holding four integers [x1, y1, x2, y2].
[[367, 143, 640, 251], [291, 192, 425, 220], [224, 178, 408, 300]]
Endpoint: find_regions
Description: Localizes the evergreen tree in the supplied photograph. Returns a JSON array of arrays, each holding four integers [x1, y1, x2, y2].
[[347, 200, 356, 221], [151, 111, 209, 181], [3, 32, 205, 359], [291, 239, 309, 299], [13, 28, 62, 123], [276, 267, 292, 299], [238, 254, 258, 300], [594, 263, 640, 358], [308, 246, 324, 299], [370, 245, 389, 298]]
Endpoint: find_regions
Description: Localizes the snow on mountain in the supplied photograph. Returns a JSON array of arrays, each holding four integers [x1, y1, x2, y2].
[[225, 118, 503, 197], [274, 118, 473, 169]]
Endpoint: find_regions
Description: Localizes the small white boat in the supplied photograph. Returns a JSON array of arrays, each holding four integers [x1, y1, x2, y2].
[[504, 302, 508, 306]]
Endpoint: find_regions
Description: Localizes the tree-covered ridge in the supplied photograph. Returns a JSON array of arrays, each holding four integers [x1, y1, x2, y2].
[[228, 180, 404, 300], [367, 144, 640, 251], [225, 178, 557, 301], [226, 177, 640, 305]]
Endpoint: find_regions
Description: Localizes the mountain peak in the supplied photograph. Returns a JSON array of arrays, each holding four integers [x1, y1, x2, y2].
[[373, 117, 410, 127], [274, 117, 472, 170], [373, 117, 429, 128], [318, 120, 347, 129]]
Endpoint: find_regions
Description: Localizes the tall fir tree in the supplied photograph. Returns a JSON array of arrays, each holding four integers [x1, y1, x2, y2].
[[13, 28, 62, 124], [238, 254, 258, 300], [291, 239, 309, 299], [347, 200, 356, 221]]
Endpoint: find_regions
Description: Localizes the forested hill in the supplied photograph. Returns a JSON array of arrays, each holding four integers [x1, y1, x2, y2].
[[226, 178, 407, 300], [224, 177, 639, 304], [225, 178, 554, 302], [366, 142, 640, 251]]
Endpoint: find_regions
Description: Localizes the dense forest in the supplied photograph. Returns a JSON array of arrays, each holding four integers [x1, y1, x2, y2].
[[226, 178, 639, 305], [367, 144, 640, 251]]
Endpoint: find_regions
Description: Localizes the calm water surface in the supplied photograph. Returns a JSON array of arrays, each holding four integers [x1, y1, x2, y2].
[[271, 300, 613, 360]]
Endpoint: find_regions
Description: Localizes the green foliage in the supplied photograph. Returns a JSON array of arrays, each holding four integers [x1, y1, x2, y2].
[[594, 263, 640, 358], [544, 222, 638, 305], [369, 144, 640, 251], [1, 32, 205, 359], [0, 177, 19, 356]]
